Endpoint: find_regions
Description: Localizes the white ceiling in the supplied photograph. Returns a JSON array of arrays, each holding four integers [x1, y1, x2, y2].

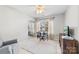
[[8, 5, 68, 17]]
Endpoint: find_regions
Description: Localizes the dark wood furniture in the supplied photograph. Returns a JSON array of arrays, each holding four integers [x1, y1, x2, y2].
[[59, 33, 78, 54], [37, 31, 48, 41]]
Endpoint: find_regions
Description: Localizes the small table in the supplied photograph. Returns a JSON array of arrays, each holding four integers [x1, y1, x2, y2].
[[37, 31, 48, 41]]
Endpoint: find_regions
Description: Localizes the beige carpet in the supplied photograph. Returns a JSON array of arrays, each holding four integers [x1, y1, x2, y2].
[[18, 37, 61, 54]]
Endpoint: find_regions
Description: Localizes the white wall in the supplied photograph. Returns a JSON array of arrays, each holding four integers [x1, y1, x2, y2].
[[0, 6, 32, 42], [65, 5, 79, 41], [0, 6, 65, 41], [53, 14, 65, 35], [65, 6, 79, 27]]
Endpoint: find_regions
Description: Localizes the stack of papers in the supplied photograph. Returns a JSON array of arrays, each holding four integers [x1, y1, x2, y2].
[[62, 36, 74, 40]]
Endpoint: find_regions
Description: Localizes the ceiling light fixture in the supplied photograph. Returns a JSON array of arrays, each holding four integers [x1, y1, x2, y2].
[[36, 5, 44, 14]]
